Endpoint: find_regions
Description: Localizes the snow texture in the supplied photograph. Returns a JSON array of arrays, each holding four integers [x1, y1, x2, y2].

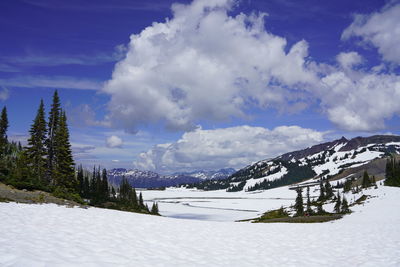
[[1, 186, 400, 266]]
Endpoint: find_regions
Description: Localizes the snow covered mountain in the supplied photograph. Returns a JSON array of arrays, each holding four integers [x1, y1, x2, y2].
[[107, 168, 235, 188], [189, 135, 400, 191]]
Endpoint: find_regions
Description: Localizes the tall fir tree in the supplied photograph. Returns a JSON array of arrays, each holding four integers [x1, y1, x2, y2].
[[334, 192, 341, 213], [294, 188, 304, 216], [0, 106, 9, 154], [46, 90, 61, 184], [318, 181, 325, 201], [306, 186, 313, 215], [26, 100, 47, 184], [101, 168, 109, 201], [324, 181, 334, 199], [362, 171, 371, 188], [54, 111, 76, 191], [151, 202, 159, 215], [341, 196, 350, 213]]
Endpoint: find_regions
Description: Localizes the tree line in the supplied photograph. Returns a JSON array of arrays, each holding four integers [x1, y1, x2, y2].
[[0, 90, 159, 215]]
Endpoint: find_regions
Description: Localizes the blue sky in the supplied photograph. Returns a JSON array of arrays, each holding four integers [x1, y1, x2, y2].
[[1, 0, 399, 173]]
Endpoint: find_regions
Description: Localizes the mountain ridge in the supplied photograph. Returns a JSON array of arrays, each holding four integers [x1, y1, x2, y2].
[[185, 135, 400, 191]]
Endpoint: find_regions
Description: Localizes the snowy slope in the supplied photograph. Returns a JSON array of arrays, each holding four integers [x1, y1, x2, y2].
[[0, 185, 399, 266], [191, 135, 400, 192]]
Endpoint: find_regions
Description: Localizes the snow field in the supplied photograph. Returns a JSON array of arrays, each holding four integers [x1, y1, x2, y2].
[[0, 186, 399, 266]]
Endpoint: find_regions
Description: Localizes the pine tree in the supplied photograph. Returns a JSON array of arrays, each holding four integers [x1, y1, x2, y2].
[[151, 202, 159, 215], [0, 106, 9, 154], [139, 192, 144, 209], [46, 90, 61, 184], [334, 192, 341, 213], [26, 100, 47, 184], [76, 165, 84, 195], [294, 188, 304, 217], [54, 111, 76, 192], [318, 181, 325, 201], [325, 181, 334, 199], [101, 168, 109, 201], [341, 196, 350, 213], [306, 186, 313, 215], [362, 171, 371, 188], [316, 201, 325, 215]]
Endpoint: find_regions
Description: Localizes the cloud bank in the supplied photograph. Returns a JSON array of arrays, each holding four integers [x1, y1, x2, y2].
[[103, 0, 316, 131], [133, 125, 325, 173]]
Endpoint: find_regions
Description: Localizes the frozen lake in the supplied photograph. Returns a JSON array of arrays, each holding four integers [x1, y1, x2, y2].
[[140, 186, 300, 221]]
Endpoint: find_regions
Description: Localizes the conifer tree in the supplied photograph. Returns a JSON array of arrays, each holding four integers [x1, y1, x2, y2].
[[325, 181, 334, 199], [362, 171, 371, 188], [334, 192, 341, 213], [341, 196, 350, 213], [306, 186, 313, 215], [294, 188, 304, 216], [54, 111, 76, 191], [76, 165, 84, 195], [139, 192, 144, 209], [0, 106, 9, 154], [46, 90, 61, 184], [101, 168, 109, 201], [318, 181, 325, 201], [151, 202, 159, 215], [316, 201, 325, 215], [26, 100, 47, 184]]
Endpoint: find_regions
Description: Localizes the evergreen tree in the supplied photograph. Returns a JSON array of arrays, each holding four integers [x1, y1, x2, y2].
[[306, 186, 313, 215], [26, 100, 47, 184], [46, 90, 61, 184], [0, 106, 9, 154], [151, 202, 159, 215], [54, 111, 76, 191], [362, 171, 371, 188], [76, 165, 84, 195], [294, 188, 304, 216], [341, 196, 350, 213], [101, 168, 109, 201], [324, 181, 334, 199], [139, 192, 144, 209], [318, 181, 325, 201], [316, 201, 325, 215], [334, 192, 341, 213]]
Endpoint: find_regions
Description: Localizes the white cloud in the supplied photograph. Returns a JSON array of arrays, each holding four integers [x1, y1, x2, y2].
[[103, 0, 316, 131], [106, 135, 123, 148], [318, 64, 400, 131], [342, 3, 400, 64], [0, 87, 9, 101], [133, 125, 325, 173], [336, 52, 363, 69]]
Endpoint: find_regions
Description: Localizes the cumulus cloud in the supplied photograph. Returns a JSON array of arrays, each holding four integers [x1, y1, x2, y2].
[[318, 53, 400, 131], [342, 3, 400, 64], [103, 0, 316, 131], [133, 125, 325, 173], [106, 135, 123, 148], [336, 52, 363, 70]]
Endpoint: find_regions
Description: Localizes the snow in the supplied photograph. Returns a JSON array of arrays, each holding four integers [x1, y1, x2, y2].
[[243, 166, 288, 191], [312, 149, 384, 176], [0, 186, 399, 266], [141, 186, 295, 221]]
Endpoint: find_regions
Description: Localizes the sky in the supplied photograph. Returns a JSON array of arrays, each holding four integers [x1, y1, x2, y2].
[[1, 0, 399, 174]]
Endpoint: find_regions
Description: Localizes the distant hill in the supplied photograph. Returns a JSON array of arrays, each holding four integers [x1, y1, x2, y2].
[[185, 135, 400, 191], [107, 168, 236, 188]]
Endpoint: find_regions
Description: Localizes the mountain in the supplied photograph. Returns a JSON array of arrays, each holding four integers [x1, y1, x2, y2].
[[107, 168, 235, 188], [186, 135, 400, 191]]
